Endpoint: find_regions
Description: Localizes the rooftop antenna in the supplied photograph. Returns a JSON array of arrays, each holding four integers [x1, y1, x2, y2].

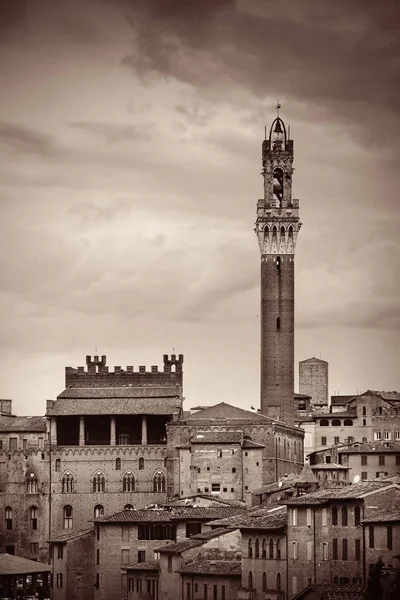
[[264, 125, 267, 140], [275, 99, 281, 118], [95, 346, 98, 354]]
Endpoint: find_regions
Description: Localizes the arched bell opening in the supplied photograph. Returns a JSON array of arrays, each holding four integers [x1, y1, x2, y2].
[[273, 168, 284, 207]]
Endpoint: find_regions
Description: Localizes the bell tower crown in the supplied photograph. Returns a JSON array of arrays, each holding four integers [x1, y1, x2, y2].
[[255, 109, 301, 256]]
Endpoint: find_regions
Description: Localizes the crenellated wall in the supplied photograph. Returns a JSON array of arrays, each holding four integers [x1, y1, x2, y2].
[[65, 354, 184, 388]]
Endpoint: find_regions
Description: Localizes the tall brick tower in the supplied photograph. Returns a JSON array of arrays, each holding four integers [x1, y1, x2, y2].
[[255, 107, 301, 423]]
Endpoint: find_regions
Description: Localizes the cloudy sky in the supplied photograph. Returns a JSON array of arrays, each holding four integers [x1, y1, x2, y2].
[[0, 0, 399, 416]]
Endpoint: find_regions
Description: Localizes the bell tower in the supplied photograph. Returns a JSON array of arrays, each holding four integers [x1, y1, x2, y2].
[[255, 106, 301, 423]]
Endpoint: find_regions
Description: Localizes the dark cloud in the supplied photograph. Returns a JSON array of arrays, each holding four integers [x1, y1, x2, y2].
[[121, 0, 400, 148]]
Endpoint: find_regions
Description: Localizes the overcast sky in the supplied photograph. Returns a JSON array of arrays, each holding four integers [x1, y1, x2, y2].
[[0, 0, 399, 416]]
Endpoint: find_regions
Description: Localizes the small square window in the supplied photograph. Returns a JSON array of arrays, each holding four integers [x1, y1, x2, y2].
[[230, 488, 234, 492], [232, 468, 236, 473], [207, 467, 210, 472]]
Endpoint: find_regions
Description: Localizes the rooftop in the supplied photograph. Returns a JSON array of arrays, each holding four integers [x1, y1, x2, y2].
[[0, 554, 51, 576], [338, 440, 400, 453], [362, 506, 400, 523], [156, 528, 232, 554], [0, 415, 46, 433], [293, 583, 363, 600], [285, 481, 398, 505], [190, 431, 243, 444], [178, 560, 241, 576], [96, 506, 245, 524], [239, 506, 287, 531], [125, 560, 160, 572], [311, 463, 350, 470], [48, 528, 94, 543], [47, 394, 182, 416]]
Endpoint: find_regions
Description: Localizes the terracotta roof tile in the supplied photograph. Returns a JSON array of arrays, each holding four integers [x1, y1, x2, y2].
[[125, 561, 160, 572], [96, 506, 244, 524], [0, 554, 51, 576], [47, 395, 181, 416], [338, 440, 400, 453], [0, 415, 47, 432], [293, 584, 363, 600], [285, 481, 396, 505], [190, 431, 242, 444], [178, 560, 241, 576], [155, 539, 203, 554]]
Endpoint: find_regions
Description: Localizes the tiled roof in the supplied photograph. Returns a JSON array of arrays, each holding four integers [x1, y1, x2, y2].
[[338, 440, 400, 453], [296, 462, 318, 485], [96, 506, 244, 523], [58, 386, 181, 399], [209, 506, 285, 529], [48, 528, 94, 543], [330, 396, 356, 406], [166, 495, 245, 508], [178, 402, 272, 424], [299, 357, 329, 365], [178, 560, 241, 576], [293, 584, 363, 600], [362, 390, 400, 401], [0, 415, 47, 432], [285, 481, 396, 505], [252, 472, 298, 495], [192, 527, 235, 541], [315, 411, 356, 418], [242, 439, 265, 449], [190, 431, 243, 444], [239, 507, 287, 530], [125, 561, 160, 572], [155, 539, 203, 554], [362, 507, 400, 523], [170, 507, 245, 521], [47, 395, 181, 416], [0, 554, 51, 576]]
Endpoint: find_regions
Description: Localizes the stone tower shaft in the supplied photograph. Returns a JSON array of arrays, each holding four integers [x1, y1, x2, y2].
[[255, 115, 302, 423]]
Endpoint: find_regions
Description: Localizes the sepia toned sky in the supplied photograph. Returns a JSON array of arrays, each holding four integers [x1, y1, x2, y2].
[[0, 0, 399, 416]]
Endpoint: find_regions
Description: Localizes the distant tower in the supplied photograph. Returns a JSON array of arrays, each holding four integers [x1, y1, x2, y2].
[[255, 106, 301, 423], [299, 357, 329, 408]]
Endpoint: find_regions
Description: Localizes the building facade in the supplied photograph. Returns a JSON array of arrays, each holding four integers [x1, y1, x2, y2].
[[299, 358, 328, 410], [255, 112, 301, 423]]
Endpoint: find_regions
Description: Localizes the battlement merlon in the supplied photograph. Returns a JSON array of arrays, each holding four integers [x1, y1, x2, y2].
[[65, 354, 184, 388]]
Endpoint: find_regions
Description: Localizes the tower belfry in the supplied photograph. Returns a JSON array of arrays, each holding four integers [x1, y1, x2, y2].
[[255, 109, 301, 423]]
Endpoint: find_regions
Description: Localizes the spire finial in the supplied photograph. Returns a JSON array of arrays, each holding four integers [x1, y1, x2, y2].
[[275, 100, 281, 118]]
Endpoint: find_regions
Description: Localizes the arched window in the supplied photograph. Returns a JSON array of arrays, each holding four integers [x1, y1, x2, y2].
[[276, 573, 281, 591], [123, 471, 136, 493], [55, 459, 61, 472], [332, 506, 338, 526], [139, 457, 145, 471], [264, 226, 269, 239], [273, 168, 284, 206], [262, 572, 267, 592], [344, 419, 353, 426], [26, 473, 38, 494], [332, 419, 341, 427], [115, 458, 121, 471], [280, 225, 285, 239], [288, 226, 293, 239], [164, 457, 168, 468], [63, 505, 73, 530], [276, 538, 281, 559], [248, 571, 253, 590], [93, 472, 105, 493], [248, 538, 253, 558], [320, 419, 329, 426], [255, 538, 260, 558], [93, 505, 103, 519], [354, 506, 361, 526], [153, 471, 165, 493], [269, 538, 274, 559], [262, 538, 267, 559], [62, 472, 74, 493], [5, 506, 13, 530], [30, 506, 38, 530], [124, 504, 134, 511], [272, 225, 277, 240], [342, 506, 348, 526]]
